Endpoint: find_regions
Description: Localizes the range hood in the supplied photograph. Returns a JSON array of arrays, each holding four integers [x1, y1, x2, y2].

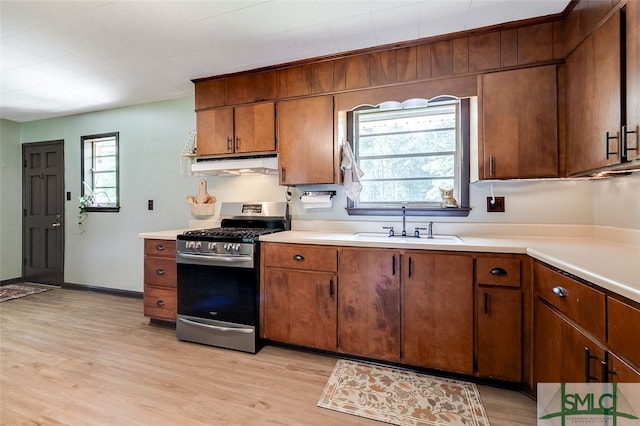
[[191, 155, 278, 176]]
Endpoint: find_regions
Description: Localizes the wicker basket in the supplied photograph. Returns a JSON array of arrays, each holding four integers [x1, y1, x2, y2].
[[190, 203, 215, 217]]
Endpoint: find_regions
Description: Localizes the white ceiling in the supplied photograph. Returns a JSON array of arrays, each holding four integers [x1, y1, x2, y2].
[[0, 0, 570, 123]]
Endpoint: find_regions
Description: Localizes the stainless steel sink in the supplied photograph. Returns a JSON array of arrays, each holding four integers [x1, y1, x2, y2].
[[349, 233, 464, 244]]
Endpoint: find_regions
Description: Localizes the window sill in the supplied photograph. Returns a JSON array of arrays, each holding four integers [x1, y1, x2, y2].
[[346, 207, 471, 217], [83, 206, 120, 213]]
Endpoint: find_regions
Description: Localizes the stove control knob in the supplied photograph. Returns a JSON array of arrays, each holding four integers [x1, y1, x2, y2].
[[208, 242, 216, 251], [194, 241, 202, 249]]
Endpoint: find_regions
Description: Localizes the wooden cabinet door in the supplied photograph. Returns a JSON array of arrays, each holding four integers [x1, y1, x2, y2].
[[566, 12, 621, 175], [607, 352, 640, 383], [338, 248, 400, 361], [402, 252, 473, 373], [481, 65, 558, 178], [196, 108, 234, 155], [626, 0, 640, 163], [234, 103, 276, 154], [263, 269, 337, 351], [477, 287, 522, 381], [534, 299, 606, 384], [277, 95, 335, 185]]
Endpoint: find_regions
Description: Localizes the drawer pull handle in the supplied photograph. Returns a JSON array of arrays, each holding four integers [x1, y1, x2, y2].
[[552, 286, 566, 297], [156, 244, 165, 251], [156, 269, 165, 276], [293, 254, 304, 261], [156, 299, 165, 307], [490, 267, 507, 276]]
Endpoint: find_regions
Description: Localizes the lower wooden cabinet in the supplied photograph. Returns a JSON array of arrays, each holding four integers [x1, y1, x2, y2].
[[261, 243, 338, 351], [143, 239, 177, 322], [535, 298, 606, 383], [533, 261, 640, 385], [477, 287, 522, 381], [263, 268, 337, 350], [261, 243, 530, 384], [476, 255, 524, 382], [402, 252, 473, 374], [337, 248, 400, 362]]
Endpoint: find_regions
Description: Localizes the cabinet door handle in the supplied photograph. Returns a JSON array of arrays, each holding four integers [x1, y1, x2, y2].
[[227, 136, 233, 151], [392, 255, 396, 276], [605, 131, 619, 159], [293, 254, 304, 261], [584, 347, 599, 382], [552, 286, 566, 297], [601, 359, 616, 383], [155, 244, 165, 251], [622, 125, 638, 157], [489, 155, 495, 177], [408, 257, 413, 278], [235, 136, 240, 150], [281, 167, 286, 183], [329, 279, 334, 298], [484, 291, 489, 314], [490, 267, 507, 276], [156, 269, 165, 276], [156, 299, 165, 307]]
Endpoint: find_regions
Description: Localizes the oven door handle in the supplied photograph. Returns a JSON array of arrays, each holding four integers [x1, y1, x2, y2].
[[178, 318, 254, 334], [176, 252, 252, 263]]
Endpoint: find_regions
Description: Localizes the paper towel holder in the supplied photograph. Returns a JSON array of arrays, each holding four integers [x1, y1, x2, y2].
[[300, 191, 336, 199]]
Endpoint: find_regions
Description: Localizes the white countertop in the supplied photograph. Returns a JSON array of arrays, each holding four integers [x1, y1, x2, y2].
[[259, 230, 640, 303], [139, 226, 640, 303]]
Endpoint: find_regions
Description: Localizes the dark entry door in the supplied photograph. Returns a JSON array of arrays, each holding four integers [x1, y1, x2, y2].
[[22, 140, 64, 285]]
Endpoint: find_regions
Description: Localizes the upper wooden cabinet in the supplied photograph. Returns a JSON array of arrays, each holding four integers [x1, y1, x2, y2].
[[565, 5, 639, 175], [625, 0, 640, 164], [277, 95, 335, 185], [196, 103, 275, 156], [480, 65, 559, 179]]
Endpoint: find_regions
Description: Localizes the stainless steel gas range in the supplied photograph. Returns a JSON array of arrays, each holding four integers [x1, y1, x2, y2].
[[175, 201, 289, 353]]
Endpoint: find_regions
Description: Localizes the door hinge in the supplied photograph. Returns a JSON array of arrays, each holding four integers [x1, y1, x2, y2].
[[23, 159, 27, 167], [23, 208, 27, 216]]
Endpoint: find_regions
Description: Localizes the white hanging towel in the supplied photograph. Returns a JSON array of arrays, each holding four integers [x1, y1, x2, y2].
[[341, 142, 364, 201]]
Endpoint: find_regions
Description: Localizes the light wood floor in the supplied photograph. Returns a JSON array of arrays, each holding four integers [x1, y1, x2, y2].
[[0, 289, 537, 425]]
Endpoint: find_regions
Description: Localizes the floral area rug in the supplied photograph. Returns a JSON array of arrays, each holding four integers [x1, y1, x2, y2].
[[0, 284, 53, 303], [318, 359, 490, 425]]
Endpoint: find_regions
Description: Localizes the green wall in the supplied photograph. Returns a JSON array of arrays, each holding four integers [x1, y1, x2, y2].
[[0, 119, 23, 281]]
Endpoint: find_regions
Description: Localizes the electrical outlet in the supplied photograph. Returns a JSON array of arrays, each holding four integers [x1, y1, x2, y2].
[[486, 196, 505, 212], [148, 200, 154, 210]]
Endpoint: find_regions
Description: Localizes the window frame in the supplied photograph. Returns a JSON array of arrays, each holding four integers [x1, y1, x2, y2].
[[346, 97, 470, 217], [80, 132, 120, 213]]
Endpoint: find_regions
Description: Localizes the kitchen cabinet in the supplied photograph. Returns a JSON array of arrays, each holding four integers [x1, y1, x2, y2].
[[143, 239, 177, 323], [402, 252, 473, 374], [261, 243, 338, 351], [196, 102, 275, 156], [533, 261, 640, 385], [476, 256, 523, 382], [277, 95, 335, 185], [337, 248, 400, 362], [625, 0, 640, 164], [565, 4, 639, 175], [535, 298, 607, 383], [480, 65, 558, 179]]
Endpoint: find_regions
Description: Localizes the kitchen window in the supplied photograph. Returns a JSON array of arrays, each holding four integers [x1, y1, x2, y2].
[[81, 132, 120, 212], [346, 97, 470, 216]]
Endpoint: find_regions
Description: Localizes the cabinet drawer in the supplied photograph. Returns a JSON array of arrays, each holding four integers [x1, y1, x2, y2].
[[534, 262, 605, 340], [144, 239, 176, 258], [263, 243, 337, 272], [144, 286, 176, 321], [144, 258, 177, 287], [608, 297, 640, 367], [476, 257, 520, 287]]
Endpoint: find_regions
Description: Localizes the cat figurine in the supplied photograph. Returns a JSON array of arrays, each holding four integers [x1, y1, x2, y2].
[[439, 187, 458, 208]]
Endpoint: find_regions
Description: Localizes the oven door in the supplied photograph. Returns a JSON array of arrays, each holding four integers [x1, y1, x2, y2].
[[177, 262, 258, 326]]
